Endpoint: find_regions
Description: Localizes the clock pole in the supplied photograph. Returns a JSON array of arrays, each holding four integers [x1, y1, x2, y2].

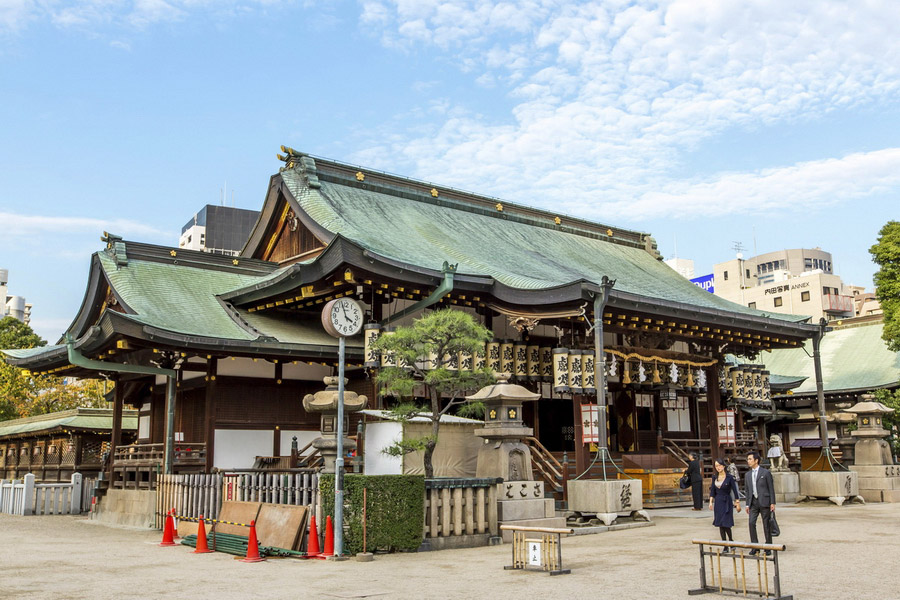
[[335, 334, 346, 557]]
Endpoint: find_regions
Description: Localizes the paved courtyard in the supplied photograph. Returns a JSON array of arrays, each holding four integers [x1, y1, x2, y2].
[[1, 500, 897, 599]]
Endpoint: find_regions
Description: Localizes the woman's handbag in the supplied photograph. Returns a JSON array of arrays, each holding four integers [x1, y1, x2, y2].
[[679, 472, 690, 489], [769, 511, 780, 537]]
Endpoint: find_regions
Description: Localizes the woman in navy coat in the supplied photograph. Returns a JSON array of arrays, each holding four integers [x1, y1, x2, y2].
[[708, 458, 741, 550]]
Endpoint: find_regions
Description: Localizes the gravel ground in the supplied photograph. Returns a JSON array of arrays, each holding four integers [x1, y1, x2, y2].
[[1, 500, 897, 600]]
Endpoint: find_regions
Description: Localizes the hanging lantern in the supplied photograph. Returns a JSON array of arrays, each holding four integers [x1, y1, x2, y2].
[[568, 350, 583, 394], [514, 343, 528, 380], [540, 347, 553, 380], [651, 361, 662, 385], [458, 350, 473, 372], [552, 348, 570, 394], [486, 341, 501, 375], [444, 352, 459, 372], [582, 351, 596, 394], [527, 345, 540, 381], [380, 331, 397, 368], [474, 344, 487, 371], [730, 365, 744, 400], [761, 370, 771, 402], [500, 340, 514, 376], [364, 324, 381, 368]]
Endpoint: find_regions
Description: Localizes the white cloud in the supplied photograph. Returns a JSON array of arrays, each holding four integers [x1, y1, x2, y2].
[[0, 211, 168, 238], [356, 1, 900, 220]]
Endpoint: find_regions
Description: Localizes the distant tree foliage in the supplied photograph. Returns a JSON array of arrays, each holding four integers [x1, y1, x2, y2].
[[0, 317, 109, 420], [870, 221, 900, 352]]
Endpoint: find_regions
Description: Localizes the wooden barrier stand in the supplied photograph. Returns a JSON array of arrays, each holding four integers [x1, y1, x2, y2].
[[689, 539, 791, 599], [501, 525, 574, 576]]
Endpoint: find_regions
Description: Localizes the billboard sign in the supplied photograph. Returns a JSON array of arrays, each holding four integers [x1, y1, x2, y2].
[[691, 273, 714, 293]]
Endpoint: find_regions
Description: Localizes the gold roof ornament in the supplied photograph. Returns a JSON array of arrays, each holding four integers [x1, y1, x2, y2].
[[554, 216, 561, 225], [496, 203, 503, 212], [430, 188, 439, 197], [607, 229, 613, 237], [356, 171, 365, 181]]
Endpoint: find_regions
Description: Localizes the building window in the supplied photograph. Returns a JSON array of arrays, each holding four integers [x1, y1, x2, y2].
[[748, 302, 756, 309], [774, 297, 783, 307], [724, 271, 729, 281], [823, 287, 831, 295], [804, 258, 813, 270], [801, 291, 810, 302], [746, 268, 751, 278]]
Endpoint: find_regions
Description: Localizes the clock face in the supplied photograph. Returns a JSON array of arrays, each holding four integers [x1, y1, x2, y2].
[[322, 298, 363, 338]]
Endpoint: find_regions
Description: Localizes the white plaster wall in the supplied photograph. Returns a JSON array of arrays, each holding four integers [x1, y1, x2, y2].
[[213, 429, 273, 469], [282, 361, 333, 381], [216, 358, 276, 379], [363, 421, 403, 475]]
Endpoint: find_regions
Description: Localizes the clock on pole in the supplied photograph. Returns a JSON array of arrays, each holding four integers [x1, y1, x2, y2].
[[322, 298, 363, 338], [320, 296, 363, 559]]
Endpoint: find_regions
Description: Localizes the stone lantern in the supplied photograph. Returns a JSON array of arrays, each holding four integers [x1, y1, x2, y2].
[[303, 376, 368, 473], [466, 373, 540, 480], [845, 394, 900, 503], [832, 411, 857, 466]]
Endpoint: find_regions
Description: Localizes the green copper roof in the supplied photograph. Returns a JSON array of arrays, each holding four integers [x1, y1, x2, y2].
[[0, 408, 138, 438], [281, 166, 806, 323], [99, 252, 260, 340], [1, 345, 65, 360], [764, 320, 900, 395]]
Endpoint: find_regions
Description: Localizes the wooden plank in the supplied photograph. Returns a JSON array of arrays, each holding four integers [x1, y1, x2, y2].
[[216, 500, 261, 536], [256, 503, 308, 551]]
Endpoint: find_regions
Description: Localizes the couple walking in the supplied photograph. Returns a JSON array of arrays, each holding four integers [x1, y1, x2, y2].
[[700, 451, 777, 554]]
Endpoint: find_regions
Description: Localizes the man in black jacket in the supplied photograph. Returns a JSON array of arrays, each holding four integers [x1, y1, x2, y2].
[[744, 451, 776, 554], [686, 452, 703, 510]]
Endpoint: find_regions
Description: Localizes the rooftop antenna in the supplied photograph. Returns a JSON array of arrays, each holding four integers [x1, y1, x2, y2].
[[732, 241, 746, 260], [672, 234, 678, 260], [752, 226, 758, 257]]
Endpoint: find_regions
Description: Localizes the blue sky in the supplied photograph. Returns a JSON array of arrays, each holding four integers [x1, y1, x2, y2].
[[1, 0, 898, 343]]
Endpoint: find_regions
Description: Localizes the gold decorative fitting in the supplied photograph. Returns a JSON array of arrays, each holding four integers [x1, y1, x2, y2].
[[430, 188, 439, 197], [496, 203, 503, 212], [356, 171, 365, 181], [554, 216, 561, 225], [232, 259, 239, 266], [606, 229, 613, 237], [170, 250, 177, 257]]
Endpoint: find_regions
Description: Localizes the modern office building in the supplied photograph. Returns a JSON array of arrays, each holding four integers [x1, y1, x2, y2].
[[179, 205, 260, 256], [711, 249, 853, 321], [0, 269, 32, 325], [664, 257, 695, 279]]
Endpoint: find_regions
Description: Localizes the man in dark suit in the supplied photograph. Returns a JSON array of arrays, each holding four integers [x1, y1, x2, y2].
[[744, 451, 776, 554], [686, 452, 704, 510]]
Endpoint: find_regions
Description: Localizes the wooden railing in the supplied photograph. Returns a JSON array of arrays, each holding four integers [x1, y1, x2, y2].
[[155, 471, 319, 529], [525, 437, 565, 495], [112, 443, 207, 490], [423, 478, 500, 544]]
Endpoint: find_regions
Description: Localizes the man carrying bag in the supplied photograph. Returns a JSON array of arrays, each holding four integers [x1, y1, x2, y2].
[[744, 451, 776, 554]]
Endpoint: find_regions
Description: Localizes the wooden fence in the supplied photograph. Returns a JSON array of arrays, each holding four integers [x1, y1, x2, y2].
[[155, 471, 319, 529], [424, 478, 499, 541], [0, 473, 86, 515]]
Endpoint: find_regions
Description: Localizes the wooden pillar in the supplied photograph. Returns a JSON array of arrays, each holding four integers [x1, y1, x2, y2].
[[108, 376, 124, 486], [204, 358, 217, 472], [705, 366, 721, 457]]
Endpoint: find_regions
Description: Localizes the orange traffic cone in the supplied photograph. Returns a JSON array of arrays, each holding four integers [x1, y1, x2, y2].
[[193, 515, 213, 554], [159, 509, 176, 547], [240, 520, 265, 563], [320, 515, 335, 558], [306, 514, 323, 559]]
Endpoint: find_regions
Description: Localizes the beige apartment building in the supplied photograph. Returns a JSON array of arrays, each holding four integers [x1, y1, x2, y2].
[[711, 249, 855, 321]]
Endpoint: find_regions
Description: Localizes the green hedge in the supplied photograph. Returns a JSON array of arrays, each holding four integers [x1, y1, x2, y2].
[[319, 474, 425, 554]]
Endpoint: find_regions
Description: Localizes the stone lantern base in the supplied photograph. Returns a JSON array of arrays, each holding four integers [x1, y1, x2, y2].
[[849, 464, 900, 503], [772, 471, 800, 503], [312, 437, 357, 474]]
